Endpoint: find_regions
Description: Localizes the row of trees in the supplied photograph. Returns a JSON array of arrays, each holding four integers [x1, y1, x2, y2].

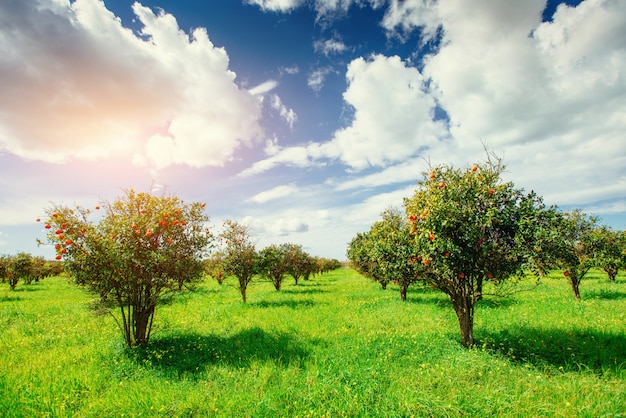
[[348, 155, 625, 347], [39, 190, 340, 347], [0, 253, 64, 290], [205, 220, 341, 302]]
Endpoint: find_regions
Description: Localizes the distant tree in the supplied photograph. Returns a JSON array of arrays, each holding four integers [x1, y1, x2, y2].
[[347, 231, 385, 286], [550, 210, 599, 299], [204, 251, 226, 285], [220, 220, 258, 303], [41, 189, 213, 347], [11, 253, 34, 289], [282, 243, 313, 285], [0, 255, 18, 290], [404, 157, 545, 347], [590, 227, 625, 282], [348, 231, 390, 289], [371, 208, 427, 301], [257, 244, 289, 291]]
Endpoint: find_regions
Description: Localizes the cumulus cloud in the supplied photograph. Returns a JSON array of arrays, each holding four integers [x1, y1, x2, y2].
[[0, 0, 263, 168], [244, 0, 626, 212], [325, 54, 448, 169], [418, 0, 626, 205]]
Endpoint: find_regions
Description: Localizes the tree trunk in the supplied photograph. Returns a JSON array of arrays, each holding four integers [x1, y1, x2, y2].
[[400, 284, 407, 301], [133, 304, 155, 347], [240, 284, 247, 303], [475, 277, 483, 302], [570, 277, 581, 300], [451, 293, 475, 347], [605, 267, 617, 282]]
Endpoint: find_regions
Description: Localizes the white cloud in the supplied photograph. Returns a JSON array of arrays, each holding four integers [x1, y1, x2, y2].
[[326, 54, 448, 169], [247, 185, 299, 204], [307, 67, 334, 92], [245, 0, 305, 12], [249, 79, 280, 95], [333, 157, 424, 191], [0, 0, 263, 168], [238, 141, 324, 177], [270, 95, 298, 129], [245, 0, 626, 216], [314, 37, 349, 56], [418, 0, 626, 207]]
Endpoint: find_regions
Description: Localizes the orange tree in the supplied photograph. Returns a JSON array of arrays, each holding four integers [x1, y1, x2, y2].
[[219, 220, 258, 303], [283, 243, 315, 284], [257, 244, 290, 291], [41, 189, 213, 347], [404, 158, 545, 347], [347, 230, 390, 289], [590, 226, 625, 282], [550, 209, 600, 299]]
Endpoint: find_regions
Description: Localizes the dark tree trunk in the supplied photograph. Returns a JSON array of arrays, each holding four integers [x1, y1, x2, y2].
[[400, 284, 408, 301], [446, 277, 475, 348], [133, 304, 155, 347], [604, 267, 617, 282], [570, 277, 581, 300], [240, 283, 247, 303], [475, 276, 483, 302]]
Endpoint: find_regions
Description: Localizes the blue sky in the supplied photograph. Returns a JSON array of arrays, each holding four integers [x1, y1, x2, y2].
[[1, 0, 625, 260]]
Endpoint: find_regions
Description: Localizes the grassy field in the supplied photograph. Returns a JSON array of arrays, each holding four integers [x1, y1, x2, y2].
[[1, 268, 625, 417]]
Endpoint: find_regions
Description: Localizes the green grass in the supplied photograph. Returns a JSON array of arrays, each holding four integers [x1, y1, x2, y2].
[[1, 269, 625, 417]]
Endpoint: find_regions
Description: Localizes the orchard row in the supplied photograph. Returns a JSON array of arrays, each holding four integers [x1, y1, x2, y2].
[[348, 157, 625, 347]]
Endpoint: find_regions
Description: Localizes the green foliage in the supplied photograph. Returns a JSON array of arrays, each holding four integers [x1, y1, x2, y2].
[[0, 270, 624, 416], [219, 220, 258, 303], [0, 253, 48, 290], [546, 209, 599, 299], [204, 251, 226, 285], [590, 226, 625, 282], [257, 244, 290, 291], [347, 208, 426, 299], [41, 189, 213, 347], [282, 243, 315, 285], [404, 157, 546, 346]]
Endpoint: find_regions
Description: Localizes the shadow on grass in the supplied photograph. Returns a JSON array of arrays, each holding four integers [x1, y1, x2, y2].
[[478, 327, 626, 375], [252, 299, 317, 309], [0, 294, 22, 302], [11, 285, 42, 292], [583, 288, 626, 301], [280, 287, 330, 295], [128, 327, 311, 378]]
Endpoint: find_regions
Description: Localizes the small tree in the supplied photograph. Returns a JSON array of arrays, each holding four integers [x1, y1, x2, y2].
[[257, 244, 289, 291], [404, 158, 544, 347], [549, 210, 599, 299], [282, 243, 312, 285], [347, 231, 390, 289], [1, 255, 18, 290], [11, 253, 34, 289], [220, 220, 258, 303], [591, 227, 625, 282], [42, 189, 212, 347], [204, 251, 226, 285], [372, 208, 427, 301]]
